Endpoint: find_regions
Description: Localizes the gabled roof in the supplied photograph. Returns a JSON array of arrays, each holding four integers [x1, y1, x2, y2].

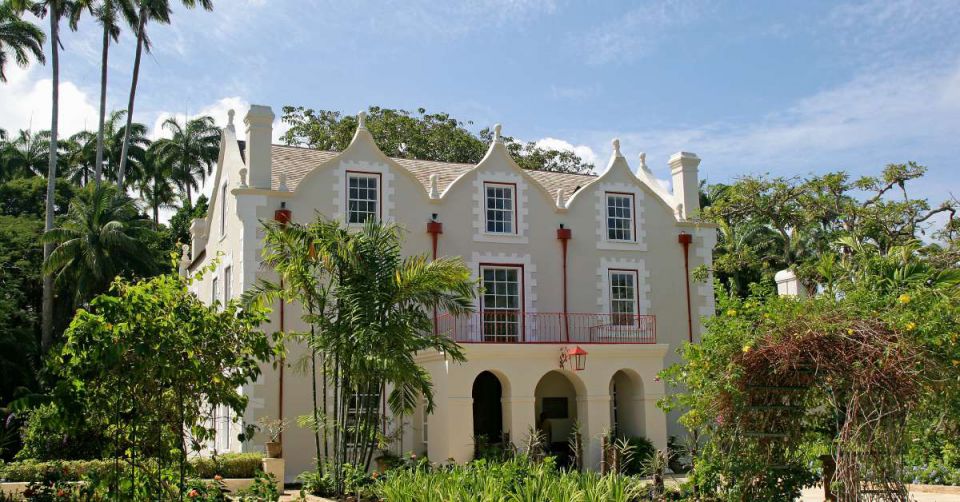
[[267, 143, 597, 198]]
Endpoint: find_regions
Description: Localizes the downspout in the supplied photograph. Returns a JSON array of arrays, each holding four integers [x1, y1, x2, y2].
[[557, 225, 572, 341], [427, 215, 443, 335], [275, 204, 292, 445], [678, 232, 694, 343]]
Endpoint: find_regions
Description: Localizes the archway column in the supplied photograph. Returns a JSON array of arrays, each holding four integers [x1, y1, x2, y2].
[[503, 396, 535, 448], [580, 394, 612, 469], [643, 393, 667, 451], [445, 396, 474, 463]]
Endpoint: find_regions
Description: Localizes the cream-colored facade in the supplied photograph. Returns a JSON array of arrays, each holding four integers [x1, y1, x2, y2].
[[185, 105, 716, 481]]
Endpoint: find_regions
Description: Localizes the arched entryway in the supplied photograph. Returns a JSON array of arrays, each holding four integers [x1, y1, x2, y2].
[[534, 370, 581, 466], [609, 369, 644, 438], [472, 371, 504, 445]]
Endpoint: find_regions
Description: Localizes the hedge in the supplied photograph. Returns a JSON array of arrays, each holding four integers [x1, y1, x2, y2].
[[0, 453, 263, 482]]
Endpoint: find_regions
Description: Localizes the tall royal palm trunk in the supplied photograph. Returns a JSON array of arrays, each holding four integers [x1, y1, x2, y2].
[[117, 2, 146, 189], [41, 6, 60, 351], [93, 9, 110, 186]]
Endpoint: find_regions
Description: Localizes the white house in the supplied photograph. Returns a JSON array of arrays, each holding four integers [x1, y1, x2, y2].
[[184, 105, 716, 480]]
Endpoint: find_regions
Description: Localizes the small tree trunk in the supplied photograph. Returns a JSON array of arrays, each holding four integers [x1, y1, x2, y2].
[[41, 7, 61, 352], [117, 3, 146, 189], [94, 17, 109, 186]]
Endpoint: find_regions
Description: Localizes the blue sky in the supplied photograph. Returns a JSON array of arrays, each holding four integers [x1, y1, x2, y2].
[[2, 0, 959, 208]]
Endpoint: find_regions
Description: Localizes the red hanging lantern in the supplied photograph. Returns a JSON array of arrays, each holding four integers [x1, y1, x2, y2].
[[566, 346, 587, 371]]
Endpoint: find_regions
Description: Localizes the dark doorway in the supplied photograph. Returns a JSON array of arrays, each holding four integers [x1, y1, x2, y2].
[[472, 371, 503, 444]]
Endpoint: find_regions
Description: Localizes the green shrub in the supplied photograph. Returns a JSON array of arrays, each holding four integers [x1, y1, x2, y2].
[[235, 470, 279, 501], [0, 453, 263, 482], [191, 453, 263, 479], [0, 459, 114, 482], [375, 456, 646, 501], [15, 404, 105, 461], [619, 436, 656, 475], [297, 468, 336, 496]]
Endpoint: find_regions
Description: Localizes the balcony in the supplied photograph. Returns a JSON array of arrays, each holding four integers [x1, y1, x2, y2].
[[434, 312, 656, 344]]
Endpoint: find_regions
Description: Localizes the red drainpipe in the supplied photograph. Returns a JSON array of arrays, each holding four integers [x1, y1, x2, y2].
[[557, 225, 572, 341], [678, 232, 694, 343], [427, 217, 443, 335], [274, 206, 292, 444]]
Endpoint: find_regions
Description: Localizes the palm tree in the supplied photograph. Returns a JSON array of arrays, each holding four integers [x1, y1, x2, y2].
[[100, 109, 148, 187], [138, 145, 176, 224], [0, 1, 45, 82], [0, 128, 49, 180], [42, 182, 158, 306], [248, 218, 475, 491], [152, 115, 218, 203], [13, 0, 73, 350], [62, 130, 96, 185], [69, 0, 135, 185], [117, 0, 212, 188]]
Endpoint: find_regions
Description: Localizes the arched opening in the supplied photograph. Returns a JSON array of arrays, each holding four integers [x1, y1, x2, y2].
[[534, 370, 581, 466], [472, 371, 504, 446], [610, 370, 644, 438]]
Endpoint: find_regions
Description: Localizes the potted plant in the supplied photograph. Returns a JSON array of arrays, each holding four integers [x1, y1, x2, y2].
[[256, 417, 287, 459]]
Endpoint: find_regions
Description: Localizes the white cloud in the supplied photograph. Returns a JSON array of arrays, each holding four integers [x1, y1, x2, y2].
[[0, 65, 99, 137], [596, 59, 960, 184], [534, 137, 599, 167]]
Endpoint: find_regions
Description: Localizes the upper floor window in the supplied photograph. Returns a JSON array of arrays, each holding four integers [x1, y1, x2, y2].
[[480, 265, 521, 342], [609, 270, 638, 325], [211, 277, 219, 306], [220, 183, 228, 236], [485, 183, 515, 234], [347, 172, 380, 224], [606, 193, 635, 242]]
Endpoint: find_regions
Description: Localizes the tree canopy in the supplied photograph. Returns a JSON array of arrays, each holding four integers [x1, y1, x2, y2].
[[281, 106, 595, 174]]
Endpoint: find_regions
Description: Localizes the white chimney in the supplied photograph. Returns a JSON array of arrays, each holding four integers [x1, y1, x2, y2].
[[669, 152, 701, 220], [244, 105, 275, 190]]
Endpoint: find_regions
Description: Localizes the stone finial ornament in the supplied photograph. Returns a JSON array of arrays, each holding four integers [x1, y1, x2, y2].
[[227, 109, 235, 127], [556, 188, 566, 208], [639, 152, 649, 171], [178, 244, 191, 277], [493, 124, 502, 143], [675, 203, 685, 220], [612, 138, 622, 157], [358, 110, 367, 129], [238, 168, 248, 187], [429, 174, 440, 199], [278, 172, 289, 192]]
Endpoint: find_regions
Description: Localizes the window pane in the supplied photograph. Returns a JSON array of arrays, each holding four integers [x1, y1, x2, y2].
[[485, 184, 515, 234], [347, 175, 378, 223]]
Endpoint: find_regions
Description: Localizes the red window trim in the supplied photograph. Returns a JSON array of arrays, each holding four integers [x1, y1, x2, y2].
[[608, 268, 641, 316], [483, 181, 519, 235], [478, 262, 526, 341], [605, 191, 637, 243], [345, 170, 383, 221]]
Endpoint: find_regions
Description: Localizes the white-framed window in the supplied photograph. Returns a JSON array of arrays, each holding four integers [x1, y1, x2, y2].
[[215, 404, 231, 451], [223, 266, 232, 303], [220, 183, 227, 236], [211, 277, 219, 306], [346, 172, 380, 224], [484, 183, 515, 234], [606, 192, 635, 242], [346, 392, 381, 448], [608, 270, 638, 325], [480, 265, 521, 342]]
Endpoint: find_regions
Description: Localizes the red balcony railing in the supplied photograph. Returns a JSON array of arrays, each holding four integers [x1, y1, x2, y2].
[[434, 312, 656, 344]]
